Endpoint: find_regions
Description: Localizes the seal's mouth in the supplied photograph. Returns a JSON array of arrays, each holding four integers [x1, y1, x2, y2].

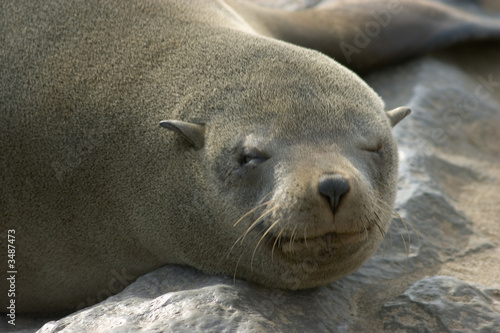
[[265, 228, 370, 254]]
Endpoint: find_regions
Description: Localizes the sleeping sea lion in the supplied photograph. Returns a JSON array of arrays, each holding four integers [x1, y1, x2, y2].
[[1, 0, 500, 314]]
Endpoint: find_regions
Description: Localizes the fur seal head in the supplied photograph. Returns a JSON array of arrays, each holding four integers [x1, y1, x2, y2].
[[160, 51, 410, 289]]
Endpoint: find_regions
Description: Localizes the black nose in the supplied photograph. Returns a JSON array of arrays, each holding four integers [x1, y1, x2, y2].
[[318, 174, 350, 214]]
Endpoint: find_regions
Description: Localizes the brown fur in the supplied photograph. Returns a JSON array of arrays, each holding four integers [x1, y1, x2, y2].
[[2, 0, 499, 314]]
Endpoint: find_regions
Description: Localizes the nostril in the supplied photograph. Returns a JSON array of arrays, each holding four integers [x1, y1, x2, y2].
[[318, 174, 350, 214]]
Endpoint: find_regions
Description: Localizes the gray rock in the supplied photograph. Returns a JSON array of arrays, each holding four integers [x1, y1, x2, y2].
[[381, 276, 500, 333], [38, 265, 356, 333]]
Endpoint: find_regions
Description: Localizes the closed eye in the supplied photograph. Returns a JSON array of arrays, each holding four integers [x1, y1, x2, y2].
[[362, 142, 383, 154], [239, 147, 268, 167]]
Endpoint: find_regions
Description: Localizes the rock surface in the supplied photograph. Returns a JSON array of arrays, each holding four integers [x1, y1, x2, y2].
[[381, 276, 500, 332], [4, 3, 500, 333]]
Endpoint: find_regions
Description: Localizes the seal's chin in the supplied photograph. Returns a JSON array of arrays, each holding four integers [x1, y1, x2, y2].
[[266, 227, 371, 254]]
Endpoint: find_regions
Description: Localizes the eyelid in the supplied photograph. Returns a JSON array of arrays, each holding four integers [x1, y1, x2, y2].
[[361, 142, 383, 153], [240, 147, 268, 165], [243, 147, 265, 157]]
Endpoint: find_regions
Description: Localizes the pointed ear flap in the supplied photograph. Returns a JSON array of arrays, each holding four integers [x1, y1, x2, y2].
[[386, 106, 411, 127], [160, 120, 205, 149]]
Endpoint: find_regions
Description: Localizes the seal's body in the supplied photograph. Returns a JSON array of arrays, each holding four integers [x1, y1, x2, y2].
[[2, 0, 499, 314]]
